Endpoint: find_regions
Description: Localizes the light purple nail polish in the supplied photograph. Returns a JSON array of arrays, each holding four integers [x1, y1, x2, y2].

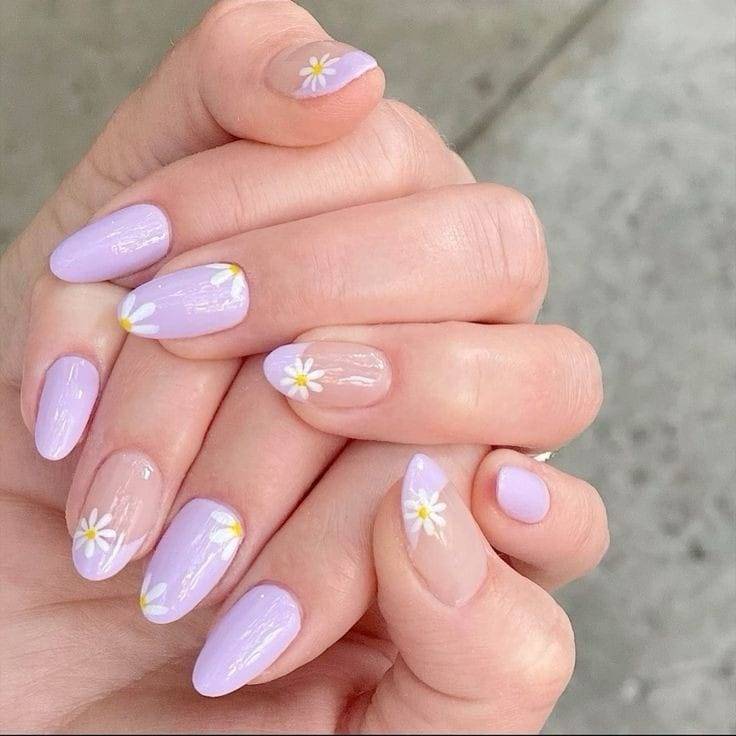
[[117, 263, 248, 339], [34, 356, 99, 461], [496, 465, 550, 524], [192, 584, 301, 697], [293, 49, 378, 98], [140, 499, 244, 624], [50, 204, 170, 283]]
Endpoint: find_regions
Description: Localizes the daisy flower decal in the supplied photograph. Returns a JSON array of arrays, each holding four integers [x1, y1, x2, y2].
[[280, 356, 325, 400], [209, 509, 244, 561], [73, 508, 117, 559], [298, 53, 341, 92], [206, 263, 246, 299], [403, 488, 447, 539], [118, 292, 159, 335], [139, 574, 169, 617]]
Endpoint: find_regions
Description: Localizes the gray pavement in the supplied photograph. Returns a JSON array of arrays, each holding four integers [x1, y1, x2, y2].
[[1, 1, 734, 732]]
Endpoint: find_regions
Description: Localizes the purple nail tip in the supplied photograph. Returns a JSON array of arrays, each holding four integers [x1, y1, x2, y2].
[[496, 465, 550, 524], [294, 50, 378, 98], [50, 204, 170, 283], [72, 534, 144, 581], [192, 584, 301, 697], [117, 263, 249, 340], [34, 355, 99, 461], [140, 498, 244, 624]]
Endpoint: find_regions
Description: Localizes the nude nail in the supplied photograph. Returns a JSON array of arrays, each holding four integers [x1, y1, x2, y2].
[[263, 341, 391, 407], [71, 451, 162, 581], [401, 453, 488, 606]]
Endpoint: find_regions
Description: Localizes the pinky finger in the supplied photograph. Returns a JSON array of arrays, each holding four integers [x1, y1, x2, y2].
[[471, 448, 610, 590]]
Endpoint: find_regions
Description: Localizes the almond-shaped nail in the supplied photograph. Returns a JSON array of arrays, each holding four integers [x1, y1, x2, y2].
[[402, 453, 488, 606], [263, 341, 391, 407], [34, 355, 99, 461], [140, 499, 244, 624], [117, 263, 248, 339], [72, 451, 162, 581], [267, 41, 378, 99], [50, 204, 170, 283], [496, 465, 550, 524], [192, 584, 301, 697]]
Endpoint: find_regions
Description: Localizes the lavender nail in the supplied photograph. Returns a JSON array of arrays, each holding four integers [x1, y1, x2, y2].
[[192, 584, 301, 697], [34, 356, 99, 461], [140, 499, 244, 624], [496, 465, 550, 524], [117, 263, 248, 339], [50, 204, 170, 283]]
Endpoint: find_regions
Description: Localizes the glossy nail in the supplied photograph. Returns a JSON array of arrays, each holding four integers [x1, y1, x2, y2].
[[193, 583, 301, 697], [34, 356, 99, 461], [140, 499, 244, 624], [402, 453, 487, 606], [117, 263, 248, 339], [263, 341, 391, 407], [50, 204, 169, 282], [267, 41, 377, 99], [72, 451, 162, 580], [496, 465, 550, 524]]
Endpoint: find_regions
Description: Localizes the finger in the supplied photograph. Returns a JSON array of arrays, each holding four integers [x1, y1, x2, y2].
[[261, 322, 603, 449], [20, 275, 126, 460], [120, 183, 547, 357], [355, 452, 575, 733], [471, 448, 609, 590], [49, 102, 471, 285], [136, 356, 344, 623], [63, 338, 238, 580], [190, 442, 487, 696]]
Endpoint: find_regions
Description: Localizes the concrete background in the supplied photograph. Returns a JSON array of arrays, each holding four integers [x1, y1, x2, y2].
[[1, 1, 734, 732]]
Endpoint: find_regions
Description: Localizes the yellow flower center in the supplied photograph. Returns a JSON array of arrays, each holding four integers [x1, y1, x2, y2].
[[84, 527, 97, 540], [417, 505, 431, 520], [139, 593, 147, 610], [294, 373, 309, 387], [227, 264, 240, 276], [119, 316, 132, 332], [311, 60, 325, 75], [229, 520, 243, 538]]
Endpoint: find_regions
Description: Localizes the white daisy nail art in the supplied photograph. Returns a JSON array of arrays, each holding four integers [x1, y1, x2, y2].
[[209, 509, 244, 561], [139, 573, 169, 617], [206, 263, 246, 299], [118, 292, 159, 335], [403, 488, 447, 539], [73, 508, 117, 559], [298, 53, 340, 92], [280, 357, 325, 401]]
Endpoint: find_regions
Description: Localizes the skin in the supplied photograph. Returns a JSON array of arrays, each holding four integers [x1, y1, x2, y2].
[[0, 1, 607, 732]]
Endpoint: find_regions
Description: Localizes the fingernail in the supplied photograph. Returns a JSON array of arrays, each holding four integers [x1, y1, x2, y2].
[[263, 341, 391, 407], [117, 263, 248, 339], [34, 356, 99, 461], [192, 584, 301, 697], [140, 499, 244, 624], [50, 204, 170, 282], [72, 451, 162, 580], [496, 465, 550, 524], [402, 453, 487, 606], [267, 41, 378, 99]]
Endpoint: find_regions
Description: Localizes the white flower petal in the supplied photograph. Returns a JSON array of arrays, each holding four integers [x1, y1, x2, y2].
[[302, 357, 314, 373], [307, 381, 323, 393], [211, 528, 234, 544], [84, 539, 96, 558], [120, 292, 136, 319], [429, 491, 440, 506], [320, 53, 330, 64], [318, 74, 327, 88], [411, 518, 423, 533], [431, 513, 447, 528], [294, 357, 304, 373], [205, 263, 230, 269], [130, 302, 156, 323], [96, 512, 113, 529], [432, 502, 447, 513], [88, 508, 98, 526], [144, 604, 169, 616], [309, 56, 319, 66], [130, 323, 160, 336], [141, 573, 151, 595], [323, 67, 337, 76], [95, 536, 111, 552], [97, 528, 117, 539], [211, 509, 235, 525], [301, 75, 314, 90], [299, 66, 313, 76], [324, 55, 340, 66], [222, 537, 239, 561], [210, 269, 230, 286], [298, 385, 309, 401], [147, 582, 167, 602], [79, 517, 89, 531], [74, 534, 86, 550], [423, 517, 436, 536], [310, 76, 318, 92], [307, 369, 325, 380], [287, 384, 301, 398], [404, 500, 419, 511], [284, 365, 299, 378], [231, 274, 245, 299]]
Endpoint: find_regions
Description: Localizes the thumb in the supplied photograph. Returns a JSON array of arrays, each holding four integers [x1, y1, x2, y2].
[[359, 453, 576, 734]]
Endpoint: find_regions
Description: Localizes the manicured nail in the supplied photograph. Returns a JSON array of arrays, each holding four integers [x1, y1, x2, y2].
[[192, 584, 301, 697], [34, 356, 99, 461], [117, 263, 248, 339], [72, 451, 162, 580], [267, 41, 378, 99], [263, 341, 391, 407], [402, 453, 487, 606], [140, 499, 244, 624], [50, 204, 169, 282], [496, 465, 550, 524]]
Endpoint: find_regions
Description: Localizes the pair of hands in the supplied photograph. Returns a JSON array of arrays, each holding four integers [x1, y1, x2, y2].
[[0, 1, 607, 732]]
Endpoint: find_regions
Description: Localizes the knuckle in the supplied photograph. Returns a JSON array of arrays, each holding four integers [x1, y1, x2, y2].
[[457, 184, 548, 317]]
